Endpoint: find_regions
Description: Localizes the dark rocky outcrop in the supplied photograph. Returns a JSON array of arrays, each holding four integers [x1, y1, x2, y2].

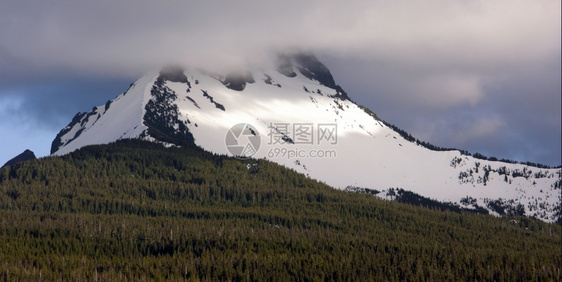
[[201, 90, 225, 111], [222, 71, 255, 91], [159, 66, 188, 83], [143, 77, 195, 147], [104, 100, 112, 113], [293, 53, 337, 89], [277, 52, 350, 100], [294, 53, 350, 100], [51, 112, 87, 154]]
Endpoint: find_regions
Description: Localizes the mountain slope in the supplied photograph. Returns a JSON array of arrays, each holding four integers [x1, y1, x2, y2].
[[1, 140, 560, 280], [1, 149, 36, 168], [51, 53, 561, 222]]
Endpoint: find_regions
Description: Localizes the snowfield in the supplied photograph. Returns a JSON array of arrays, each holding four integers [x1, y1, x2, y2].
[[52, 54, 561, 222]]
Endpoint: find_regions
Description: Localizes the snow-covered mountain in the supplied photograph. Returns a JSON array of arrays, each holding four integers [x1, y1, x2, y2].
[[51, 53, 561, 222]]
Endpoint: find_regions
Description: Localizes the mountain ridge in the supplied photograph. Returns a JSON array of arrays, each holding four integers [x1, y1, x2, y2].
[[50, 52, 561, 222]]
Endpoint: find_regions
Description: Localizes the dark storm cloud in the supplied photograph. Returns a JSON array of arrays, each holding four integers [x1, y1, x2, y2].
[[0, 0, 560, 166]]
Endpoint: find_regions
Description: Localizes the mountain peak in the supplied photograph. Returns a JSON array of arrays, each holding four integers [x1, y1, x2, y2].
[[276, 52, 349, 100], [49, 53, 561, 222]]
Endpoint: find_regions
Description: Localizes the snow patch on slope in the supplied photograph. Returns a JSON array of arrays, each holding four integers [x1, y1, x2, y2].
[[53, 72, 158, 155]]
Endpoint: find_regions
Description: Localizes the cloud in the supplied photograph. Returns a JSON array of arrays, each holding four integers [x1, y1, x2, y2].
[[0, 0, 559, 166], [1, 1, 559, 75], [425, 115, 506, 146]]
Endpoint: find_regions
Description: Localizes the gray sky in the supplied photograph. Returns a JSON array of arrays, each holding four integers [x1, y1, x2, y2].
[[1, 0, 560, 166]]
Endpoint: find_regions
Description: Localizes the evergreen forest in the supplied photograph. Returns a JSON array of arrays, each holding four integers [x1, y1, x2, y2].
[[0, 140, 560, 280]]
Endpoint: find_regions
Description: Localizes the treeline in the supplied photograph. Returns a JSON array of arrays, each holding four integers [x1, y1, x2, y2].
[[0, 139, 560, 280], [382, 121, 558, 169], [385, 188, 490, 215]]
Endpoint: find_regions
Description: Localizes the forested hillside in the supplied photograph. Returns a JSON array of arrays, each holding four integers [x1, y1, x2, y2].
[[0, 140, 560, 280]]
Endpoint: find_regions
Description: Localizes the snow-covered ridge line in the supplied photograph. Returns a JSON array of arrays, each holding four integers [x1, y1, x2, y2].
[[50, 53, 561, 223]]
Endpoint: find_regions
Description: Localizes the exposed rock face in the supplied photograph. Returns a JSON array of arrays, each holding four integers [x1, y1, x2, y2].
[[159, 66, 188, 83], [143, 72, 195, 147], [293, 53, 337, 89], [51, 112, 88, 154], [278, 52, 349, 100], [222, 71, 255, 91]]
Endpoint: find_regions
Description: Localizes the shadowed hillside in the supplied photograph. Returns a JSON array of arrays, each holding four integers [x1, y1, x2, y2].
[[0, 140, 560, 280]]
